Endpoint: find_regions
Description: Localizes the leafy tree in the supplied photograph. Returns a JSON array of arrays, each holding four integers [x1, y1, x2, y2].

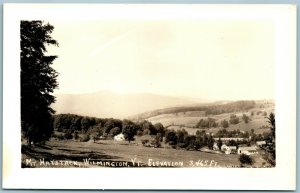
[[217, 138, 223, 150], [104, 118, 122, 134], [267, 112, 275, 139], [154, 123, 166, 136], [239, 154, 253, 166], [220, 119, 229, 128], [64, 133, 73, 140], [21, 21, 59, 145], [229, 114, 239, 124], [184, 135, 196, 150], [165, 130, 177, 145], [152, 133, 162, 148], [176, 129, 188, 144], [196, 118, 218, 129], [109, 127, 121, 137], [122, 125, 135, 143], [242, 114, 250, 123], [227, 139, 237, 146], [207, 135, 214, 150], [265, 112, 276, 166], [73, 131, 79, 140], [81, 117, 94, 132], [139, 120, 155, 135]]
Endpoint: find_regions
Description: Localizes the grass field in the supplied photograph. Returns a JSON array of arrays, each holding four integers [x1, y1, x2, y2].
[[22, 139, 268, 168], [147, 109, 273, 135]]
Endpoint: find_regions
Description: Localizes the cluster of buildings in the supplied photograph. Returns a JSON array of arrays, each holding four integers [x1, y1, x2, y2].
[[213, 138, 266, 155]]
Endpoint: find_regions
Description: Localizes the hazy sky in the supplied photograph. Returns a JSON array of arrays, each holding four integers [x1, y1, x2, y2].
[[47, 19, 275, 101]]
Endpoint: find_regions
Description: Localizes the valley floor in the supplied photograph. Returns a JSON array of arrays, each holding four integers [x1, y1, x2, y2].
[[21, 139, 270, 168]]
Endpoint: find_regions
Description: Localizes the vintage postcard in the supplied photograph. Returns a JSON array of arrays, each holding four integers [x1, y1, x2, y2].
[[3, 3, 296, 190]]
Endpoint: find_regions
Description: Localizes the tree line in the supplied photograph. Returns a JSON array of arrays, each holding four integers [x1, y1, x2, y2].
[[196, 113, 251, 129]]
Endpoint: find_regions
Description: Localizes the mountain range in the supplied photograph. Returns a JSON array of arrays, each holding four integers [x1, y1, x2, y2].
[[51, 90, 205, 119]]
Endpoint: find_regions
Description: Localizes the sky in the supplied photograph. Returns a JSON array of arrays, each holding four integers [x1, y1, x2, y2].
[[47, 19, 275, 101]]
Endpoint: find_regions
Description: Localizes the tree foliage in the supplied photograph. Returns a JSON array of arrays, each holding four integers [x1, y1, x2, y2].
[[21, 21, 59, 144], [122, 125, 135, 143], [265, 112, 276, 166], [220, 119, 229, 128], [196, 118, 218, 129], [239, 154, 253, 166], [242, 114, 250, 123], [229, 114, 239, 124]]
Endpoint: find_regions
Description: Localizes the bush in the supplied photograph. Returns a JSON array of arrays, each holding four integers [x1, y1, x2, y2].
[[242, 114, 250, 123], [239, 154, 253, 165], [141, 139, 149, 145], [221, 120, 229, 128], [81, 134, 90, 142], [151, 133, 162, 148], [64, 133, 73, 140], [229, 114, 239, 124], [73, 131, 79, 140], [52, 133, 64, 140], [109, 127, 121, 137], [196, 118, 218, 129]]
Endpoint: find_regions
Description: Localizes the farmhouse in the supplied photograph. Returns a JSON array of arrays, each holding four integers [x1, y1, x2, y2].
[[221, 144, 228, 151], [114, 133, 125, 141], [237, 146, 258, 155], [225, 146, 237, 154], [256, 141, 266, 147], [221, 144, 237, 154]]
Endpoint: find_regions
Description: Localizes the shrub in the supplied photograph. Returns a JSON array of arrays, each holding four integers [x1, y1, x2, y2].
[[221, 120, 229, 128], [52, 133, 64, 140], [73, 131, 79, 140], [239, 154, 253, 165], [229, 114, 239, 124], [141, 139, 149, 145], [81, 134, 90, 142], [151, 133, 162, 148], [64, 133, 73, 140], [196, 118, 218, 129], [242, 114, 250, 123], [109, 127, 121, 137]]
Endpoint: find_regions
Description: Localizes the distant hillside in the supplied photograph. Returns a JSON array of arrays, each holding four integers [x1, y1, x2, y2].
[[51, 91, 202, 119], [130, 100, 261, 121]]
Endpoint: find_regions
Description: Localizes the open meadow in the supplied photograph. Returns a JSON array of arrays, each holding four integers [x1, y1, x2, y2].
[[22, 138, 268, 168]]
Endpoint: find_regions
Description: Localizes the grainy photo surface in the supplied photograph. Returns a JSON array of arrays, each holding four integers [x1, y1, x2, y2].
[[3, 4, 296, 190], [20, 18, 276, 168]]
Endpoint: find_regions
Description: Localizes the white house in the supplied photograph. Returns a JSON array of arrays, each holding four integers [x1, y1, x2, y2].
[[225, 146, 237, 154], [114, 133, 125, 141], [256, 141, 266, 147], [221, 144, 228, 151], [237, 146, 258, 155]]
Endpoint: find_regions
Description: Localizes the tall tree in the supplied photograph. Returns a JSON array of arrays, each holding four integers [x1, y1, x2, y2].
[[122, 125, 135, 143], [265, 112, 276, 166], [267, 112, 275, 139], [21, 21, 59, 145]]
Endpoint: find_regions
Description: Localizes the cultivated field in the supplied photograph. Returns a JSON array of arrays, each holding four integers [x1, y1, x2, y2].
[[147, 108, 273, 135]]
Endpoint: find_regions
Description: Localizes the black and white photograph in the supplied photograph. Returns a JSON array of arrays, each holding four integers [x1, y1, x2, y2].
[[3, 4, 296, 190]]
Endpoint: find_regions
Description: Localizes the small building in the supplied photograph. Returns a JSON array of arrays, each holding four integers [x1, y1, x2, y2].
[[114, 133, 125, 141], [256, 141, 266, 147], [225, 146, 237, 154], [238, 146, 258, 155], [221, 144, 228, 151]]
